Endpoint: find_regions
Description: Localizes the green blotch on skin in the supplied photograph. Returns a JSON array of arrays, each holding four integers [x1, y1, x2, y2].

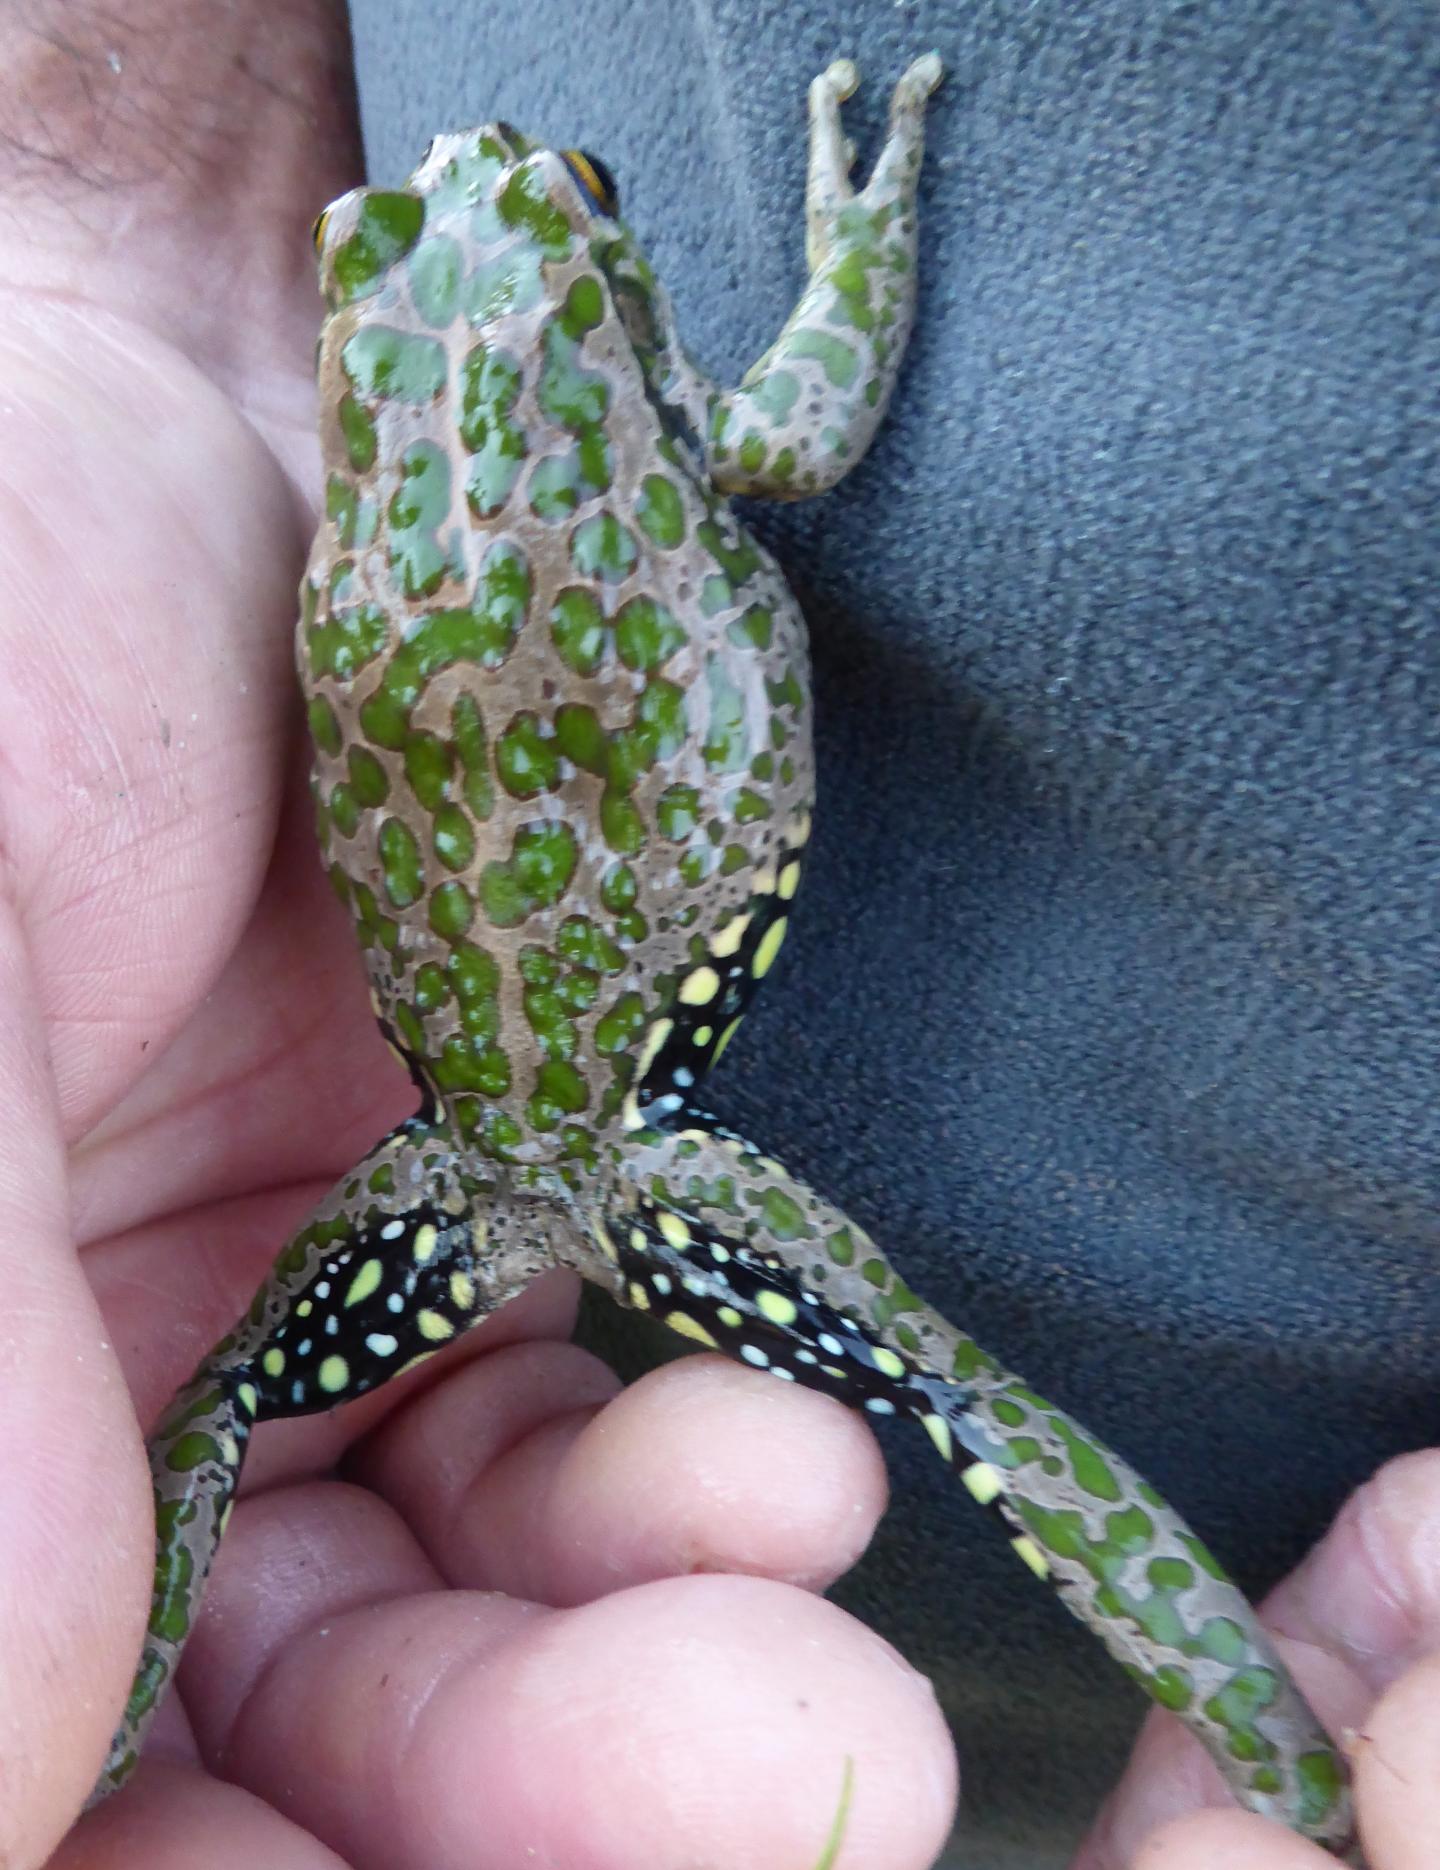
[[557, 915, 626, 975], [338, 394, 377, 471], [450, 943, 501, 1005], [719, 843, 748, 876], [347, 746, 389, 806], [679, 849, 709, 886], [514, 822, 579, 905], [1193, 1616, 1249, 1667], [636, 474, 686, 547], [571, 511, 639, 581], [657, 784, 700, 840], [326, 475, 376, 549], [953, 1337, 1001, 1381], [728, 604, 773, 651], [459, 343, 526, 518], [745, 368, 800, 425], [524, 985, 578, 1061], [496, 712, 559, 798], [308, 697, 342, 757], [553, 702, 608, 775], [614, 595, 685, 671], [394, 1000, 426, 1054], [165, 1431, 222, 1473], [1204, 1667, 1280, 1764], [387, 442, 452, 598], [497, 164, 575, 259], [342, 325, 446, 404], [1297, 1750, 1345, 1828], [452, 695, 495, 821], [1051, 1419, 1123, 1503], [860, 1257, 889, 1288], [368, 1161, 397, 1193], [697, 520, 761, 587], [329, 782, 360, 839], [433, 803, 475, 871], [595, 991, 646, 1054], [331, 190, 425, 303], [703, 656, 749, 771], [700, 575, 733, 617], [467, 247, 543, 323], [414, 962, 450, 1010], [1179, 1533, 1230, 1582], [305, 601, 387, 682], [1150, 1665, 1194, 1712], [378, 817, 423, 908], [733, 787, 771, 824], [738, 432, 766, 474], [550, 587, 608, 675], [870, 1274, 925, 1326], [357, 540, 530, 746], [429, 881, 475, 939], [601, 788, 646, 855], [788, 330, 860, 391], [519, 946, 557, 987], [766, 669, 805, 715], [600, 864, 637, 912], [559, 968, 599, 1012], [434, 1036, 512, 1097], [826, 1228, 855, 1266], [759, 1188, 806, 1241], [539, 304, 609, 428], [408, 233, 463, 325], [403, 730, 454, 811]]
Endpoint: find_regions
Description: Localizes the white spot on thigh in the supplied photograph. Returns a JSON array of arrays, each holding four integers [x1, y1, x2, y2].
[[865, 1397, 897, 1414], [381, 1220, 406, 1241], [366, 1333, 399, 1356], [740, 1343, 770, 1367]]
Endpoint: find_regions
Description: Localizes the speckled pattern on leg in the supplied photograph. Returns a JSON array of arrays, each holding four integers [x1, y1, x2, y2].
[[94, 58, 1358, 1858]]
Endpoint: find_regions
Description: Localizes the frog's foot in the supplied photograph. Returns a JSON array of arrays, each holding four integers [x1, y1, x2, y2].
[[92, 1117, 542, 1805], [88, 1367, 254, 1806], [591, 1119, 1357, 1860], [708, 57, 943, 501]]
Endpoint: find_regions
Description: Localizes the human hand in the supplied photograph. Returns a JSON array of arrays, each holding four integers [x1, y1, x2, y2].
[[0, 5, 954, 1866], [1074, 1452, 1440, 1869]]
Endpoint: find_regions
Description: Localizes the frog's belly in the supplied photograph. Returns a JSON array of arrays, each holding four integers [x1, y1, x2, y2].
[[301, 508, 814, 1161]]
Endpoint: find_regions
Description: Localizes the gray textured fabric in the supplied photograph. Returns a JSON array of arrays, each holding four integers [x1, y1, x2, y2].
[[347, 3, 1440, 1862]]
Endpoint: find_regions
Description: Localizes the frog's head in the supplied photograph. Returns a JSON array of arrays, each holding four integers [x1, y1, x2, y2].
[[311, 122, 624, 313]]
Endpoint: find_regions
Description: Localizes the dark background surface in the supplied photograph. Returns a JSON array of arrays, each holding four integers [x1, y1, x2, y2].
[[347, 3, 1440, 1862]]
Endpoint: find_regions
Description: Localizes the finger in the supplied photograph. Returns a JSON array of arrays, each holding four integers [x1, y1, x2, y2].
[[1352, 1651, 1440, 1870], [200, 1523, 955, 1870], [352, 1345, 889, 1603], [1130, 1807, 1334, 1869], [54, 1760, 354, 1870], [0, 905, 150, 1862]]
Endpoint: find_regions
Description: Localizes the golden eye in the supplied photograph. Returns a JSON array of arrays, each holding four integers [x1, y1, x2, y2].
[[311, 206, 332, 255], [562, 149, 620, 216]]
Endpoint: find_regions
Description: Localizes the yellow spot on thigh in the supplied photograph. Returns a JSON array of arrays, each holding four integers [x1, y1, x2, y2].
[[657, 1210, 691, 1250], [752, 917, 788, 979], [666, 1310, 719, 1348], [756, 1290, 798, 1327], [592, 1218, 620, 1262], [417, 1309, 454, 1342], [1011, 1535, 1050, 1579], [790, 810, 813, 847], [713, 1016, 743, 1062], [262, 1348, 285, 1379], [237, 1382, 259, 1417], [694, 1024, 713, 1047], [679, 965, 720, 1006], [399, 1351, 435, 1376], [413, 1224, 438, 1263], [450, 1271, 477, 1311], [778, 859, 802, 901], [718, 1306, 743, 1328], [296, 1299, 314, 1318], [345, 1258, 384, 1308], [921, 1413, 953, 1463], [629, 1227, 649, 1253], [711, 914, 750, 958], [962, 1461, 1004, 1506], [318, 1354, 350, 1394], [219, 1433, 240, 1467], [471, 1218, 488, 1254], [871, 1346, 906, 1381], [628, 1280, 652, 1311], [636, 1017, 673, 1078]]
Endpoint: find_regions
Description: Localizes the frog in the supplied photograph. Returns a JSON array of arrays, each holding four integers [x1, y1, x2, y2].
[[90, 54, 1359, 1861]]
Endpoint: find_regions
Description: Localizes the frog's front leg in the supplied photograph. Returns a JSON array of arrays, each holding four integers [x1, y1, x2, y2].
[[707, 54, 943, 500], [92, 1117, 545, 1804], [587, 1121, 1358, 1860]]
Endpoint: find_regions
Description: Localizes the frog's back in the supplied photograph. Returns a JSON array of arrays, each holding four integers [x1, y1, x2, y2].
[[301, 129, 813, 1167]]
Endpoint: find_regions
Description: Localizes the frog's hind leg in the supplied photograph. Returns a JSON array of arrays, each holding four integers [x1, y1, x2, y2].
[[707, 55, 943, 502], [92, 1117, 530, 1805], [591, 1122, 1358, 1859]]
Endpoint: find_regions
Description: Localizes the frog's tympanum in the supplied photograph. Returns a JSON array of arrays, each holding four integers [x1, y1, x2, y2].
[[93, 58, 1358, 1858]]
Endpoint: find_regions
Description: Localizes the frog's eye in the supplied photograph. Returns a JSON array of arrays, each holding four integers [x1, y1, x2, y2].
[[562, 149, 620, 216], [311, 207, 332, 255]]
